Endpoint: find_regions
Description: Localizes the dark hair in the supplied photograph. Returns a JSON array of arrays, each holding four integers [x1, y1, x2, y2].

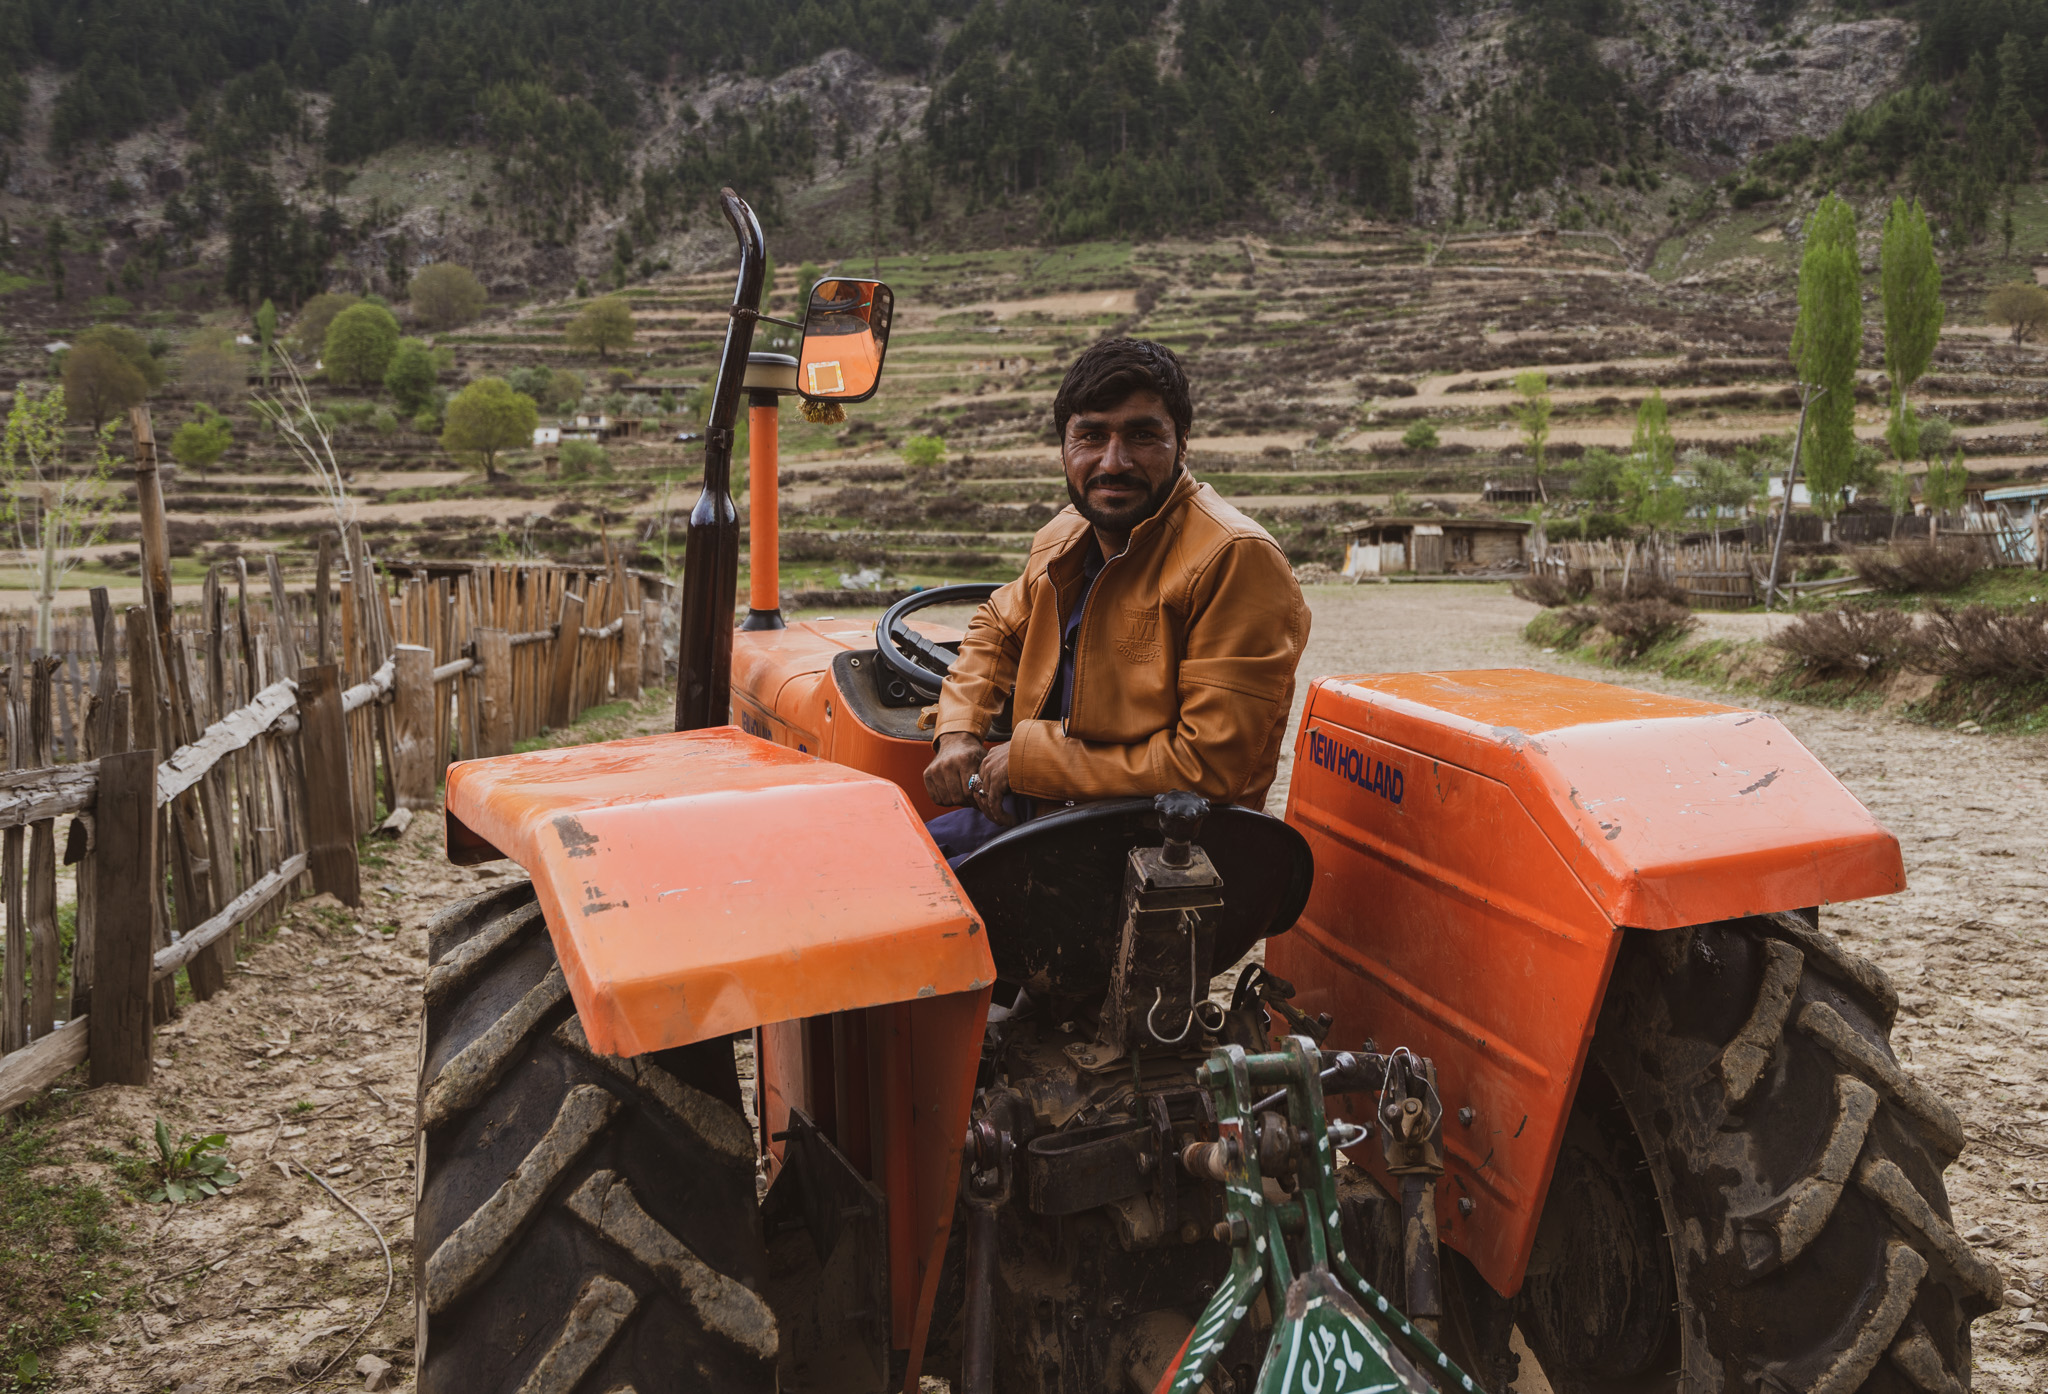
[[1052, 338, 1192, 445]]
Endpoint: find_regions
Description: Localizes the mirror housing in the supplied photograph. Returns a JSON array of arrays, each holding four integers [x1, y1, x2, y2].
[[797, 278, 893, 403]]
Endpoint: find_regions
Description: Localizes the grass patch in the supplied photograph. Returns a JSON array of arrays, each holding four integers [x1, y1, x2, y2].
[[0, 1098, 129, 1383]]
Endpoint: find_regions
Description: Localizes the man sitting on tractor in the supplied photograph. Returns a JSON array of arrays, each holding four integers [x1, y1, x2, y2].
[[923, 337, 1310, 860]]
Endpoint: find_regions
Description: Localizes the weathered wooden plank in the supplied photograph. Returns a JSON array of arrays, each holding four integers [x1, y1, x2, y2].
[[155, 679, 299, 805], [390, 645, 437, 811], [151, 852, 309, 980], [27, 655, 55, 1040], [0, 1016, 88, 1113], [546, 592, 585, 730], [431, 657, 476, 685], [617, 612, 642, 702], [90, 748, 156, 1086], [473, 629, 512, 758], [297, 664, 360, 907]]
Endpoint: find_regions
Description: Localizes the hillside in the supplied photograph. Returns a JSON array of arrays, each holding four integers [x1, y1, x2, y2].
[[0, 0, 2043, 307]]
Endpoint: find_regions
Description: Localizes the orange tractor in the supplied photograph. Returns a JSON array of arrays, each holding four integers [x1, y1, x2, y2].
[[414, 193, 1992, 1394]]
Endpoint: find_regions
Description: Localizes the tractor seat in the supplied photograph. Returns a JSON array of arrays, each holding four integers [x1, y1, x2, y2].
[[951, 797, 1314, 1006]]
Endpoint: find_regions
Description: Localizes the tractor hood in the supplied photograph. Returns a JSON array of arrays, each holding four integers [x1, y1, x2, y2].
[[1301, 669, 1904, 928], [444, 727, 993, 1056]]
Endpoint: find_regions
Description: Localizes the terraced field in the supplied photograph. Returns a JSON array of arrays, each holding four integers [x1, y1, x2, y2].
[[98, 229, 2048, 608]]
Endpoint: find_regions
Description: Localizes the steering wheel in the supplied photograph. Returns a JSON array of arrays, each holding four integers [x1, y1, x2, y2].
[[874, 583, 1000, 703]]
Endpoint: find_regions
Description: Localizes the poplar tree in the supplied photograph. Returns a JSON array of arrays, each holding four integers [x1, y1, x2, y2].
[[1792, 196, 1862, 521], [1879, 198, 1941, 462]]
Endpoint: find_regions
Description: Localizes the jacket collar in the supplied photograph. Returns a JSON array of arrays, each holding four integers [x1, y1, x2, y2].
[[1049, 468, 1201, 585]]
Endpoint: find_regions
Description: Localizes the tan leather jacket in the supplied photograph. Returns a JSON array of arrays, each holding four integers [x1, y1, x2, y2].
[[934, 472, 1309, 808]]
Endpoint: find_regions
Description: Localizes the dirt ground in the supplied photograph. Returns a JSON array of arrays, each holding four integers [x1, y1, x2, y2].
[[27, 582, 2048, 1392]]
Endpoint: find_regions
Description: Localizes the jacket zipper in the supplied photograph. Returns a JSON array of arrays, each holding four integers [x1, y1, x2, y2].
[[1063, 544, 1126, 737]]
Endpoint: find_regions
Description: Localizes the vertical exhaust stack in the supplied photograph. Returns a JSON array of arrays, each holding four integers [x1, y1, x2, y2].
[[674, 189, 765, 733], [740, 353, 798, 632]]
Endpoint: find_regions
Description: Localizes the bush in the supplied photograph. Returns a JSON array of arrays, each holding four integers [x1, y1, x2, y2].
[[559, 440, 607, 477], [1588, 598, 1697, 659], [1846, 540, 1982, 593], [1401, 420, 1439, 452], [408, 263, 489, 330], [412, 409, 441, 432], [1772, 606, 1913, 676], [1913, 604, 2048, 680], [1511, 573, 1590, 607], [903, 434, 945, 469]]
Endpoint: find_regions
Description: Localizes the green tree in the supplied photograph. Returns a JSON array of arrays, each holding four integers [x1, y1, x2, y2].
[[383, 338, 439, 414], [1, 386, 116, 650], [170, 405, 233, 482], [1792, 196, 1863, 521], [1624, 391, 1684, 530], [1511, 371, 1552, 497], [1879, 198, 1941, 462], [74, 324, 163, 389], [1924, 450, 1971, 513], [291, 291, 360, 356], [62, 342, 148, 428], [902, 434, 945, 469], [324, 302, 402, 390], [1573, 447, 1626, 502], [1915, 413, 1955, 462], [1987, 283, 2048, 345], [441, 378, 538, 481], [565, 295, 634, 359], [1400, 420, 1439, 453], [409, 263, 489, 330]]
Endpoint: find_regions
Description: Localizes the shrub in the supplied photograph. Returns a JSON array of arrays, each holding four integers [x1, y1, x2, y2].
[[1593, 598, 1697, 659], [1772, 607, 1913, 676], [1401, 420, 1439, 452], [559, 440, 607, 477], [412, 409, 441, 433], [383, 338, 439, 414], [1511, 573, 1590, 607], [1913, 604, 2048, 680], [408, 263, 489, 330], [1846, 540, 1982, 593], [902, 434, 945, 469]]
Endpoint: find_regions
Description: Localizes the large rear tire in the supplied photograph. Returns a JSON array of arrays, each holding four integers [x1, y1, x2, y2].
[[415, 882, 778, 1393], [1519, 911, 1997, 1394]]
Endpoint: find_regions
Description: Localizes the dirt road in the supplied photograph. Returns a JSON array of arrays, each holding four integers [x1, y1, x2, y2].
[[30, 583, 2047, 1391]]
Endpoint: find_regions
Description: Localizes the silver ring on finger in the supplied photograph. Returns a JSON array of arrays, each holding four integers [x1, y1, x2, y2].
[[967, 773, 983, 795]]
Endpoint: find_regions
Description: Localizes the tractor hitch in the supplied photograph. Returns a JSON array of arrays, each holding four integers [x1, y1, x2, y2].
[[1159, 1038, 1484, 1394]]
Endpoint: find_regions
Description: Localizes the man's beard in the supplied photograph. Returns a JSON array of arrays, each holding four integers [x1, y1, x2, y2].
[[1067, 468, 1178, 534]]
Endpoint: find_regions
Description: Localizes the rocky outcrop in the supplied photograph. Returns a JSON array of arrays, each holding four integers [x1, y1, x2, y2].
[[1657, 20, 1915, 160]]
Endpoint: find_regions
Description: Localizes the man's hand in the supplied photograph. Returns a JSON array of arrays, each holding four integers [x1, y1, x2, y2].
[[925, 732, 986, 807], [975, 742, 1014, 826]]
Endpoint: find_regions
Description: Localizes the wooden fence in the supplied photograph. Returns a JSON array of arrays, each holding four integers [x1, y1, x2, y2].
[[0, 407, 675, 1112], [1533, 535, 1761, 611]]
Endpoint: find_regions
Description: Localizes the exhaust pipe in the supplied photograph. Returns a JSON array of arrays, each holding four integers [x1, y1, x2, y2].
[[674, 188, 764, 732]]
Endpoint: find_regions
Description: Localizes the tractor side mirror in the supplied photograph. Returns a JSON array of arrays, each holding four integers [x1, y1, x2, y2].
[[797, 278, 893, 403]]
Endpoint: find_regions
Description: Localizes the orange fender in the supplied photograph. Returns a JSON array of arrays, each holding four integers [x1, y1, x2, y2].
[[1271, 670, 1903, 1299]]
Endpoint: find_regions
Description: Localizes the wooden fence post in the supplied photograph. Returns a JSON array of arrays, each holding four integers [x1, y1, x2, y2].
[[91, 749, 156, 1086], [391, 645, 436, 810], [474, 629, 513, 758], [618, 611, 642, 702], [297, 664, 361, 907], [546, 591, 585, 730], [641, 598, 664, 687]]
